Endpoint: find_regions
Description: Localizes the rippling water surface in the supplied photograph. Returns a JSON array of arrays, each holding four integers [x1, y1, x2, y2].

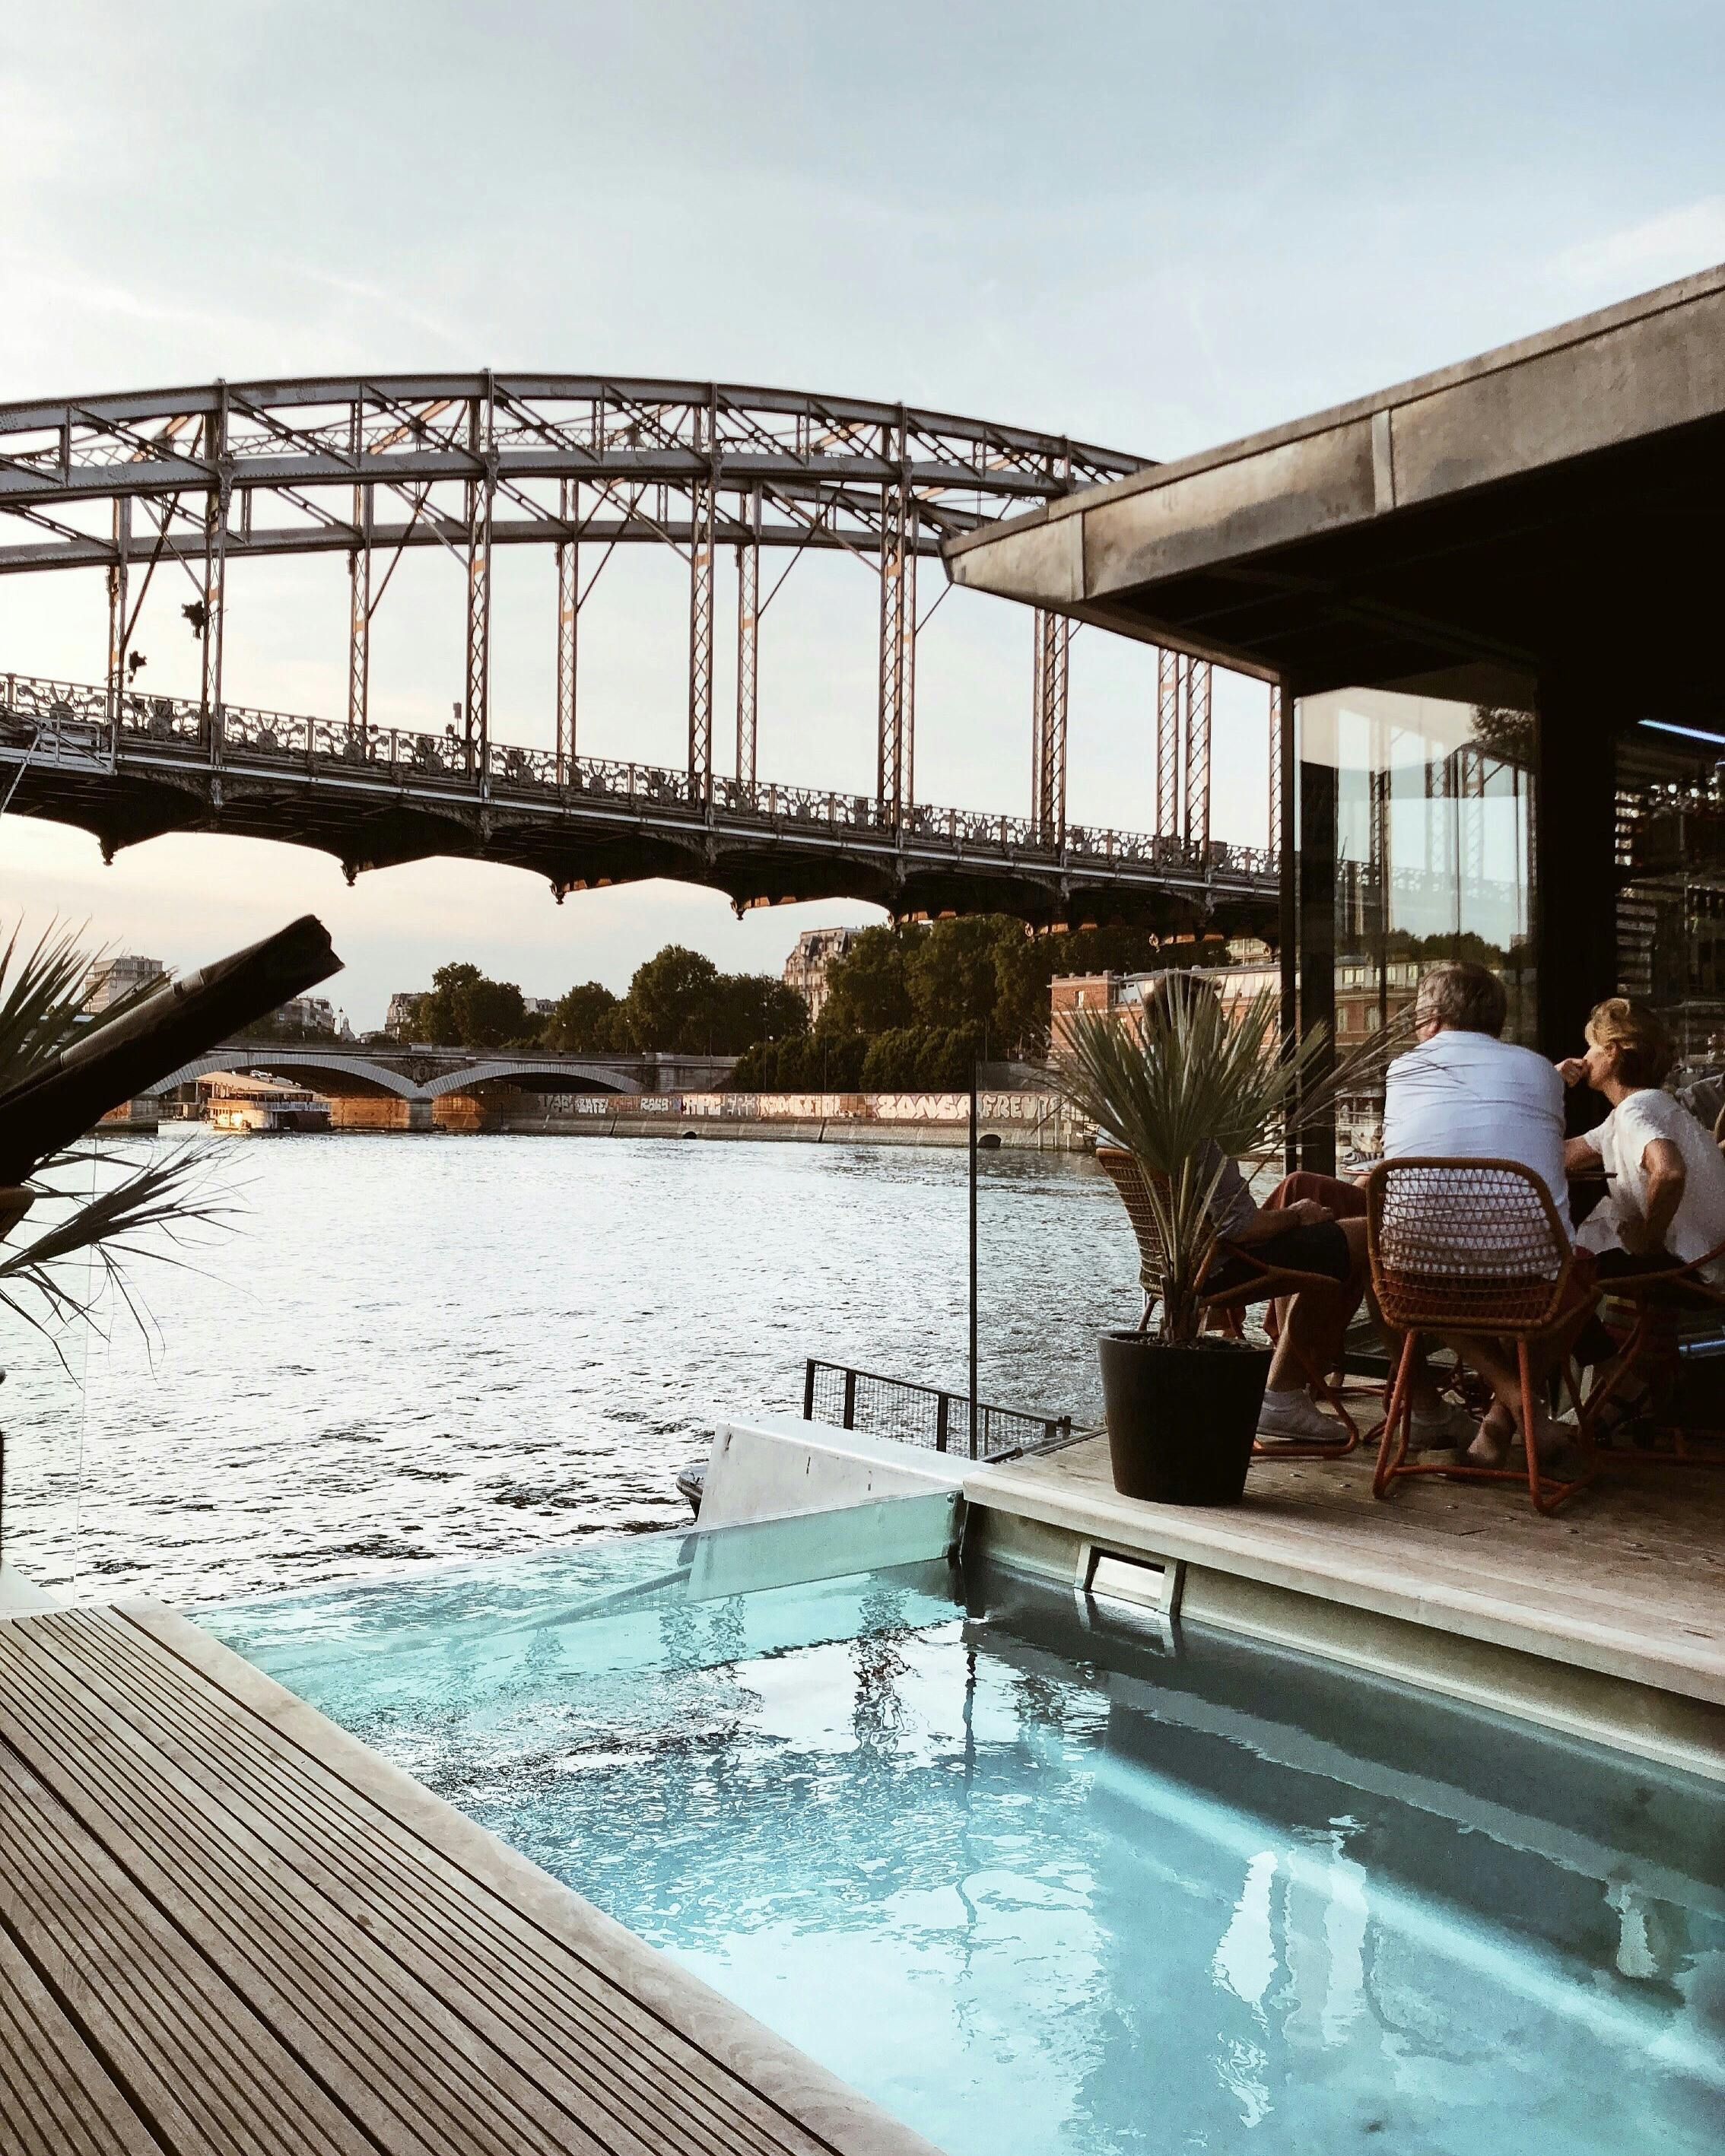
[[2, 1132, 1131, 1604]]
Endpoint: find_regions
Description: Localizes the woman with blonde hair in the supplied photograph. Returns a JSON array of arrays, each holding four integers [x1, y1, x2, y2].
[[1561, 997, 1725, 1282]]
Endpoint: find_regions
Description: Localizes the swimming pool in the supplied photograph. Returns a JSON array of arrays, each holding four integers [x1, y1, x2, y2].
[[208, 1497, 1724, 2156]]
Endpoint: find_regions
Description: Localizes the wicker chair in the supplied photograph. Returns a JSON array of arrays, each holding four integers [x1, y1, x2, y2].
[[1585, 1236, 1725, 1468], [1364, 1156, 1597, 1515], [1094, 1146, 1362, 1457]]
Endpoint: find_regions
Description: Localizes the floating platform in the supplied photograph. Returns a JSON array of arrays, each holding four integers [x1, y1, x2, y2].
[[703, 1416, 1725, 1782]]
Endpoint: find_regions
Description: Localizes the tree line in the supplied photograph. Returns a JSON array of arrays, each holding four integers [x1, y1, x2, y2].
[[402, 918, 1211, 1086], [733, 918, 1202, 1091], [406, 950, 807, 1056]]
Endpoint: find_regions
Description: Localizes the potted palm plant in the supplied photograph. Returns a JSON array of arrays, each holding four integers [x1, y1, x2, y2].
[[1053, 975, 1401, 1505]]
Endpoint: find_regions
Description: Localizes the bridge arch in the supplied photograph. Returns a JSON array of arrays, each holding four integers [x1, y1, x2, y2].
[[421, 1060, 639, 1100], [146, 1049, 424, 1101]]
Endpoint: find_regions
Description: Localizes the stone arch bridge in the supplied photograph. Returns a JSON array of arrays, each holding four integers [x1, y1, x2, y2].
[[152, 1043, 736, 1130]]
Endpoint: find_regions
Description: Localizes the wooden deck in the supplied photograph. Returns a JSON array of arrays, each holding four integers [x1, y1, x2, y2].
[[0, 1601, 938, 2156]]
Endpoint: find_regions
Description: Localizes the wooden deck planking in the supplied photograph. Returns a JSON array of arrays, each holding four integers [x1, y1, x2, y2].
[[9, 1611, 789, 2156], [0, 1926, 160, 2156], [0, 1605, 940, 2156]]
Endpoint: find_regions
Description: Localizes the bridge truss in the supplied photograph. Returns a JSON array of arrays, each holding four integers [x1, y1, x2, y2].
[[0, 375, 1279, 930]]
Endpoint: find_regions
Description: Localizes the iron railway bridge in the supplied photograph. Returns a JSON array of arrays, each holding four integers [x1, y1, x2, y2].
[[0, 375, 1279, 931]]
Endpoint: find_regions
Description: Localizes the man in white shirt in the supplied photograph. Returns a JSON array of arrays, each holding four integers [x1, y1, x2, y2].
[[1383, 968, 1571, 1235], [1380, 961, 1575, 1465]]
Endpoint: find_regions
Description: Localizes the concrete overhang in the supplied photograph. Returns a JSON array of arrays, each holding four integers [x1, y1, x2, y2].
[[945, 265, 1725, 710]]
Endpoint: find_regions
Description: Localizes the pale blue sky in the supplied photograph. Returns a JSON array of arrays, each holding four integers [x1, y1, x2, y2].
[[2, 1, 1722, 1023]]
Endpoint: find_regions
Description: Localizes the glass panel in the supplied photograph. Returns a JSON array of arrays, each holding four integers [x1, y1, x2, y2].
[[1297, 687, 1535, 1157], [1617, 722, 1725, 1075]]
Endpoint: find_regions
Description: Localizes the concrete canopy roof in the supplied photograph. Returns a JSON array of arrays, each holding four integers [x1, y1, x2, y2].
[[945, 266, 1725, 712]]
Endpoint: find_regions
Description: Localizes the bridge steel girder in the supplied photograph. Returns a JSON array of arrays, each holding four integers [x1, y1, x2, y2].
[[555, 479, 577, 783], [1155, 646, 1182, 840], [1031, 608, 1069, 849], [0, 685, 1282, 945], [348, 483, 370, 745], [735, 530, 758, 787], [106, 495, 129, 754], [876, 467, 914, 825], [1184, 657, 1212, 856]]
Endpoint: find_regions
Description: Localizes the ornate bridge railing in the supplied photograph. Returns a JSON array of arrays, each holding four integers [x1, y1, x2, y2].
[[0, 670, 1280, 892]]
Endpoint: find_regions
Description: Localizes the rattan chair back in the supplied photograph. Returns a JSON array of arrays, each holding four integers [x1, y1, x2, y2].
[[1365, 1156, 1573, 1335], [1094, 1146, 1167, 1299]]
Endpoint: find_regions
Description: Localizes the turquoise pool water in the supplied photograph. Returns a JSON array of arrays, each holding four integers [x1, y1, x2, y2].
[[209, 1500, 1725, 2156]]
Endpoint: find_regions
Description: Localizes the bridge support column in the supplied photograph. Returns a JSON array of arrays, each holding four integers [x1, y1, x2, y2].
[[1183, 657, 1212, 856], [348, 484, 370, 748], [202, 384, 228, 761], [106, 497, 129, 755], [556, 479, 577, 783], [465, 478, 492, 783], [735, 529, 758, 789], [876, 473, 914, 825], [688, 472, 715, 796], [1031, 609, 1069, 846], [1155, 647, 1182, 841]]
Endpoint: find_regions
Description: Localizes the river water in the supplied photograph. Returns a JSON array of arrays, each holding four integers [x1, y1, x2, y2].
[[1, 1133, 1134, 1606]]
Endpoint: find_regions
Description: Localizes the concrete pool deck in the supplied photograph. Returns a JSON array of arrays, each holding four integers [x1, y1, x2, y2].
[[704, 1416, 1725, 1781], [0, 1598, 941, 2156]]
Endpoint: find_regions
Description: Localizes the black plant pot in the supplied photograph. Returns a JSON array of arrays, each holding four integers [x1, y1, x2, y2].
[[1097, 1330, 1271, 1505]]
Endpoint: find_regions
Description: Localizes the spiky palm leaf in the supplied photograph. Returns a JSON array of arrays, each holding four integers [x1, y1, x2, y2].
[[1053, 980, 1409, 1343], [0, 922, 235, 1353]]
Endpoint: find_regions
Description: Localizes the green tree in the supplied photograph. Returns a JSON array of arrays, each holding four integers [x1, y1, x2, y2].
[[417, 962, 528, 1049], [906, 916, 1021, 1040], [618, 945, 720, 1051], [821, 925, 913, 1034], [543, 980, 622, 1053], [706, 973, 808, 1056]]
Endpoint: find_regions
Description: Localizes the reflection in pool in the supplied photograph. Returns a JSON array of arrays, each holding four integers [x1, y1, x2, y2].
[[209, 1502, 1725, 2156]]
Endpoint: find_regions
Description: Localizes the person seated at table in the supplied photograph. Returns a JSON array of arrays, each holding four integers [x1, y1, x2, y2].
[[1561, 999, 1725, 1278], [1557, 999, 1725, 1431], [1134, 973, 1371, 1447], [1378, 960, 1579, 1469]]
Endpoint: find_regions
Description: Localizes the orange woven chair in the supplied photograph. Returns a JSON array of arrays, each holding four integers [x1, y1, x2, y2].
[[1094, 1146, 1362, 1457], [1365, 1157, 1597, 1515], [1584, 1236, 1725, 1468]]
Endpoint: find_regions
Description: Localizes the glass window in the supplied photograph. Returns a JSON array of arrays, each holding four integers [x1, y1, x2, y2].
[[1617, 723, 1725, 1079], [1296, 687, 1535, 1159]]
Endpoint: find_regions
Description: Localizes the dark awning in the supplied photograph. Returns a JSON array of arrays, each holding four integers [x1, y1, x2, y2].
[[945, 266, 1725, 715]]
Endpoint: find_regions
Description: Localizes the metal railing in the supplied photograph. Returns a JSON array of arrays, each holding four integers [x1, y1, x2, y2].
[[0, 670, 1281, 891], [803, 1357, 1074, 1464]]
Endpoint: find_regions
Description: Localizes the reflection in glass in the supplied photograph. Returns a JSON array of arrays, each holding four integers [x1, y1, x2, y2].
[[1298, 687, 1536, 1156]]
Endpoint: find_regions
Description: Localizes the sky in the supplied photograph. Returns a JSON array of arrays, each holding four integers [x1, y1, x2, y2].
[[2, 0, 1722, 1027]]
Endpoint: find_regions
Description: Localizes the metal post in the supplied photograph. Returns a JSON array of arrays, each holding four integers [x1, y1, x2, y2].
[[106, 495, 129, 755], [1268, 682, 1283, 862], [688, 470, 715, 795], [465, 387, 494, 783], [877, 467, 912, 824], [735, 522, 758, 788], [802, 1358, 817, 1421], [348, 484, 370, 750], [1036, 609, 1069, 846], [555, 478, 577, 783], [203, 383, 228, 762], [1030, 612, 1046, 831], [1186, 659, 1212, 856], [1156, 647, 1182, 840], [968, 1057, 980, 1461]]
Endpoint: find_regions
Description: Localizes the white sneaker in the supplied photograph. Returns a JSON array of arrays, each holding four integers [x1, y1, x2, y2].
[[1256, 1390, 1341, 1444]]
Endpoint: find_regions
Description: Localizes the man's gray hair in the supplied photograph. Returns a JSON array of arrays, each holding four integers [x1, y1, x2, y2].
[[1415, 961, 1507, 1037]]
